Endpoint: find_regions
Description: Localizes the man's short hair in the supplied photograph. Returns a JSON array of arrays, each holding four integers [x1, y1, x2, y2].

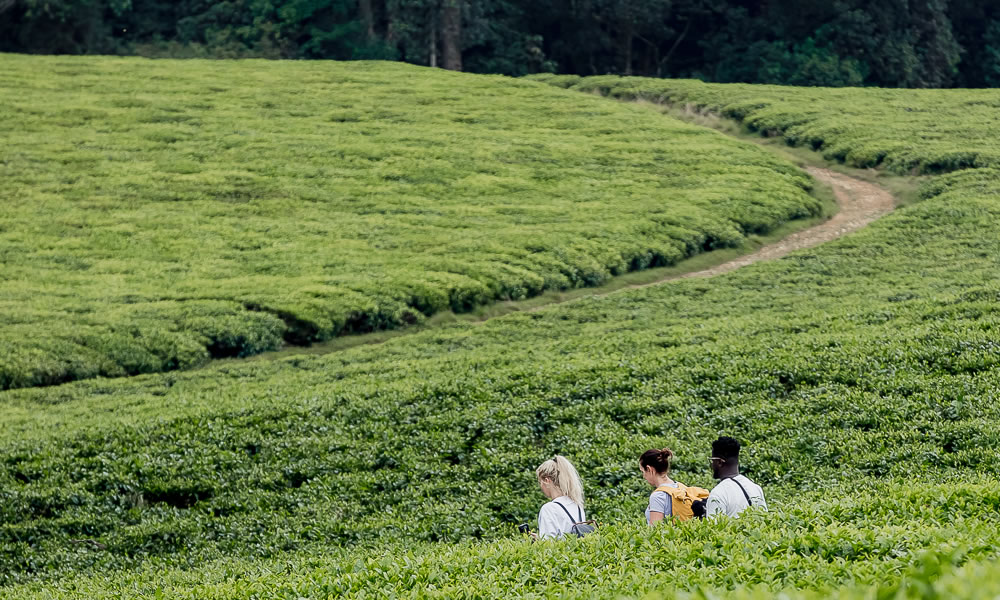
[[712, 436, 741, 461]]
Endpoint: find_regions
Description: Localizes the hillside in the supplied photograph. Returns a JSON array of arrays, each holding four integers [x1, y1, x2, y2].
[[529, 73, 1000, 175], [0, 55, 822, 391], [4, 65, 1000, 597]]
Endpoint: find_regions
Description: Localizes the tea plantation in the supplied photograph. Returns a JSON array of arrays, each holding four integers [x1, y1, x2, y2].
[[5, 62, 1000, 598], [6, 481, 1000, 598], [529, 73, 1000, 175], [0, 55, 822, 391]]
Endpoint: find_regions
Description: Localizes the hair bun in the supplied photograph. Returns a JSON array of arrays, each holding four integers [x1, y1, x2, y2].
[[661, 448, 674, 459]]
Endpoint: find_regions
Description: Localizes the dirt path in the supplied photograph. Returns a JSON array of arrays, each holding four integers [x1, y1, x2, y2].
[[599, 167, 895, 295]]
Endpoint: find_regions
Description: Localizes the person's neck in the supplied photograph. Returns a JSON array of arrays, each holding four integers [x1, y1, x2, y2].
[[717, 467, 740, 479], [654, 474, 674, 486]]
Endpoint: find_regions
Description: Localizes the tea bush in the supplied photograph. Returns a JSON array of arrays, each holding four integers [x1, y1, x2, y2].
[[0, 55, 821, 391], [2, 146, 1000, 593], [525, 73, 1000, 175], [3, 480, 1000, 598], [5, 65, 1000, 597]]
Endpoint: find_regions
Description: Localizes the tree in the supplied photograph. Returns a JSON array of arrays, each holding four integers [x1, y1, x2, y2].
[[986, 20, 1000, 87], [359, 0, 375, 38], [0, 0, 996, 87], [440, 0, 461, 70], [820, 0, 960, 87]]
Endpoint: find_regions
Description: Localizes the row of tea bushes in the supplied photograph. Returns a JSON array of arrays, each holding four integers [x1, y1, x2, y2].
[[527, 73, 1000, 174], [4, 480, 999, 598], [0, 56, 821, 390], [2, 163, 1000, 584]]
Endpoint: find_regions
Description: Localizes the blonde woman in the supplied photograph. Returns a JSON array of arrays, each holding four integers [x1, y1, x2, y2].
[[533, 455, 587, 539]]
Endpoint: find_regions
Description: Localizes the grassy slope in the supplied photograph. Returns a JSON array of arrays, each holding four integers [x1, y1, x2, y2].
[[4, 75, 1000, 596], [3, 139, 1000, 595], [0, 55, 821, 391], [527, 73, 1000, 174]]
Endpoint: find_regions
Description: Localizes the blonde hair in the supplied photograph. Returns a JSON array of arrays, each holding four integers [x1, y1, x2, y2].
[[536, 455, 585, 507]]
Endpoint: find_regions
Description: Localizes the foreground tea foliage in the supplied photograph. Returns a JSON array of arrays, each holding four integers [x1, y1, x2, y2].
[[527, 73, 1000, 175], [3, 152, 1000, 590], [0, 55, 820, 391], [4, 481, 1000, 599]]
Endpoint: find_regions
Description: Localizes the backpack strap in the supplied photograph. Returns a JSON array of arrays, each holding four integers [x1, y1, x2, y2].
[[553, 501, 581, 524], [654, 483, 684, 515], [726, 476, 753, 506], [655, 482, 686, 494]]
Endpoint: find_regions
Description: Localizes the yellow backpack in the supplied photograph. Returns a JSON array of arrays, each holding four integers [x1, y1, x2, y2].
[[655, 482, 711, 521]]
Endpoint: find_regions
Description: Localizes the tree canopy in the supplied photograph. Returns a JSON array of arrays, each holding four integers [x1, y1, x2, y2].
[[2, 0, 999, 87]]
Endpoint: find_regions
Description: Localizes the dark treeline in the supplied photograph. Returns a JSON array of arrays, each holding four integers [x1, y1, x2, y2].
[[2, 0, 1000, 87]]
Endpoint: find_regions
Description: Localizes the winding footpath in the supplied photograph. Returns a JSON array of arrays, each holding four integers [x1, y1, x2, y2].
[[607, 167, 896, 294]]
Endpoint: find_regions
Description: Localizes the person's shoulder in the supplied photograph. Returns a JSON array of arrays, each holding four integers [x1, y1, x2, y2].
[[645, 490, 666, 510], [707, 482, 728, 505], [543, 498, 574, 512]]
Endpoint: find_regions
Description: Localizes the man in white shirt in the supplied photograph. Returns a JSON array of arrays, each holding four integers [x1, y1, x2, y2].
[[707, 436, 767, 517]]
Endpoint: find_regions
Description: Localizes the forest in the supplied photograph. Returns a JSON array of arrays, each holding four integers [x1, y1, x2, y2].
[[2, 0, 1000, 88]]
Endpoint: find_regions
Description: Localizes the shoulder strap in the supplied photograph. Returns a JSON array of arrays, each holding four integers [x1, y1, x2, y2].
[[553, 501, 579, 524], [726, 477, 753, 506], [655, 481, 685, 494], [653, 484, 682, 516]]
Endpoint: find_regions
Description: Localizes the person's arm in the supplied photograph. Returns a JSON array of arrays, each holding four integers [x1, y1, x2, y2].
[[706, 489, 727, 518], [647, 492, 671, 525], [537, 504, 560, 539]]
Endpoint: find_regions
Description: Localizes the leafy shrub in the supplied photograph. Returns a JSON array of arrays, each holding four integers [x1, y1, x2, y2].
[[553, 74, 1000, 176], [0, 55, 821, 390], [3, 157, 1000, 588]]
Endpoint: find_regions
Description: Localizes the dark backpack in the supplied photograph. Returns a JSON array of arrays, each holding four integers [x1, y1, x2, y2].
[[554, 501, 597, 537]]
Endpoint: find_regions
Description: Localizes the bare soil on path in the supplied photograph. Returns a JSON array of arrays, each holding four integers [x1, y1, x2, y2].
[[599, 166, 896, 295]]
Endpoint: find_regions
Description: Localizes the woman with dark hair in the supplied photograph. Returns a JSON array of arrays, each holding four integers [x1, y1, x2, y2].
[[639, 447, 707, 523]]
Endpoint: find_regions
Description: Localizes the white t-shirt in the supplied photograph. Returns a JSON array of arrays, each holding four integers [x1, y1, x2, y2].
[[538, 496, 586, 539], [707, 475, 767, 517]]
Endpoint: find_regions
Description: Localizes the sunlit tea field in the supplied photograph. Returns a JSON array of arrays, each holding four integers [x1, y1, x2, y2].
[[4, 59, 1000, 599], [0, 55, 821, 391]]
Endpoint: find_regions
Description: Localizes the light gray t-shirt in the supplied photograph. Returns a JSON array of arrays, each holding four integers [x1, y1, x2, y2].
[[707, 475, 767, 518], [645, 482, 677, 524]]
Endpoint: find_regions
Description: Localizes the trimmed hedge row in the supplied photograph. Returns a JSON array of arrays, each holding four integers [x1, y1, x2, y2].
[[0, 55, 821, 391], [3, 481, 1000, 598], [2, 167, 1000, 587], [526, 73, 1000, 175]]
